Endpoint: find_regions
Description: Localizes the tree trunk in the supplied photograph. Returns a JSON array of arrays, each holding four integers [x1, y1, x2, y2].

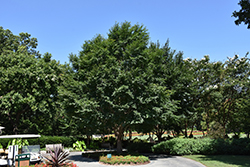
[[171, 131, 175, 137], [223, 123, 226, 138], [128, 129, 132, 141], [156, 133, 161, 142], [155, 125, 164, 142], [189, 122, 194, 138], [114, 125, 124, 153], [185, 121, 188, 138], [206, 118, 210, 134], [87, 135, 91, 145], [116, 134, 123, 153]]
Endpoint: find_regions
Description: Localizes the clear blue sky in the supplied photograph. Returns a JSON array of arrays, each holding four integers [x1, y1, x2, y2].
[[1, 0, 249, 64]]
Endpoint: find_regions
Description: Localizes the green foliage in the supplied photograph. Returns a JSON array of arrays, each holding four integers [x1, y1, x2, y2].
[[131, 138, 148, 143], [233, 0, 250, 29], [99, 155, 149, 165], [0, 27, 65, 135], [0, 143, 3, 149], [7, 139, 29, 149], [0, 139, 9, 149], [0, 26, 40, 57], [72, 141, 86, 151], [28, 136, 78, 148], [126, 142, 154, 153], [0, 136, 77, 149], [207, 122, 225, 139], [184, 155, 250, 167], [88, 141, 99, 150], [1, 23, 250, 143], [64, 21, 180, 153], [152, 138, 250, 155], [0, 52, 63, 134], [102, 136, 116, 146], [43, 146, 70, 167], [32, 162, 78, 167]]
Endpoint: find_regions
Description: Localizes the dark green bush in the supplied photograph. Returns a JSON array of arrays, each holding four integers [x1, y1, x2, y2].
[[213, 138, 250, 155], [0, 138, 11, 148], [88, 141, 100, 150], [126, 143, 154, 153], [152, 138, 250, 155], [27, 136, 78, 148], [152, 138, 213, 155], [0, 136, 78, 149], [132, 138, 148, 143]]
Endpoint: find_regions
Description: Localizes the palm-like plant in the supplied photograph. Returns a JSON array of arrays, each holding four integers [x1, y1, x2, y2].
[[43, 146, 70, 167]]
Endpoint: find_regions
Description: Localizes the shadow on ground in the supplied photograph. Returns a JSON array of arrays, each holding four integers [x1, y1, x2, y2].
[[69, 153, 99, 162], [141, 153, 172, 160], [69, 152, 174, 162]]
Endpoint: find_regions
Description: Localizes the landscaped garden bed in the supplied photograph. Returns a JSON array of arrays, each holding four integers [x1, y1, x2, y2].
[[82, 151, 150, 165], [99, 155, 150, 165], [32, 162, 78, 167]]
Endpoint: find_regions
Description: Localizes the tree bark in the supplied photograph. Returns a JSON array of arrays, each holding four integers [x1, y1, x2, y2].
[[155, 125, 164, 142], [87, 135, 91, 145], [128, 129, 132, 141], [189, 122, 195, 138], [185, 120, 188, 138], [117, 135, 123, 153], [114, 125, 124, 153]]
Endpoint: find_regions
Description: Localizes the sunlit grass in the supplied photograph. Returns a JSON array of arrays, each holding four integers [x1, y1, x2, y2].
[[184, 155, 250, 167]]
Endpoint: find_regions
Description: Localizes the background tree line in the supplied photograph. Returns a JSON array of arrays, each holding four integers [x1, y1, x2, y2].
[[0, 20, 250, 152]]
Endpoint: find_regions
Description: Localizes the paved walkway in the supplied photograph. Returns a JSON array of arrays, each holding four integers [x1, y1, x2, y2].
[[69, 152, 206, 167]]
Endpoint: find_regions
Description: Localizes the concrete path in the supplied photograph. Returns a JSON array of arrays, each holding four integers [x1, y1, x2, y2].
[[69, 152, 206, 167]]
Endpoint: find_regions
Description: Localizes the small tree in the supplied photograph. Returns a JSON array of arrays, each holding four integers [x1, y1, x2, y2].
[[66, 22, 179, 152]]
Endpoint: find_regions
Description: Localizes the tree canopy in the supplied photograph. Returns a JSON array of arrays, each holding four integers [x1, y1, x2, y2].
[[63, 22, 180, 152], [1, 22, 250, 149], [233, 0, 250, 29], [0, 27, 63, 135]]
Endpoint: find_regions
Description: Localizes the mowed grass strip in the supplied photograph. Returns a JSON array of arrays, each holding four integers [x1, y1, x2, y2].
[[184, 155, 250, 167]]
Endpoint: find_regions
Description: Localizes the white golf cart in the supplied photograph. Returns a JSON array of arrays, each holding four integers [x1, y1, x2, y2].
[[0, 129, 42, 166]]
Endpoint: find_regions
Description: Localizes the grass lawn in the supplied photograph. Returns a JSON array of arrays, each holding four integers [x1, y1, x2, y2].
[[184, 155, 250, 167]]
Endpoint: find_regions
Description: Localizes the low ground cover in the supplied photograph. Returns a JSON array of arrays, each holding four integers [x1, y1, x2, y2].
[[82, 151, 150, 165], [99, 155, 150, 165], [184, 155, 250, 167]]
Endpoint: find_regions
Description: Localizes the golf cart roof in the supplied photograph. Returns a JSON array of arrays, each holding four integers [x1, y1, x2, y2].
[[0, 134, 41, 138], [0, 126, 5, 130]]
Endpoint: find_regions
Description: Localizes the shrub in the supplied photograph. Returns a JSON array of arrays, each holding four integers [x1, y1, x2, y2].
[[87, 141, 99, 150], [126, 142, 154, 153], [1, 136, 78, 149], [28, 136, 78, 148], [0, 139, 10, 148], [131, 138, 148, 143], [73, 141, 86, 151], [99, 155, 149, 165], [7, 139, 29, 149], [152, 138, 250, 155], [43, 146, 70, 167]]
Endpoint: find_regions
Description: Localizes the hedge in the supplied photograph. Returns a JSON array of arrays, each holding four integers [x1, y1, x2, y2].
[[0, 136, 79, 148], [152, 138, 250, 155]]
